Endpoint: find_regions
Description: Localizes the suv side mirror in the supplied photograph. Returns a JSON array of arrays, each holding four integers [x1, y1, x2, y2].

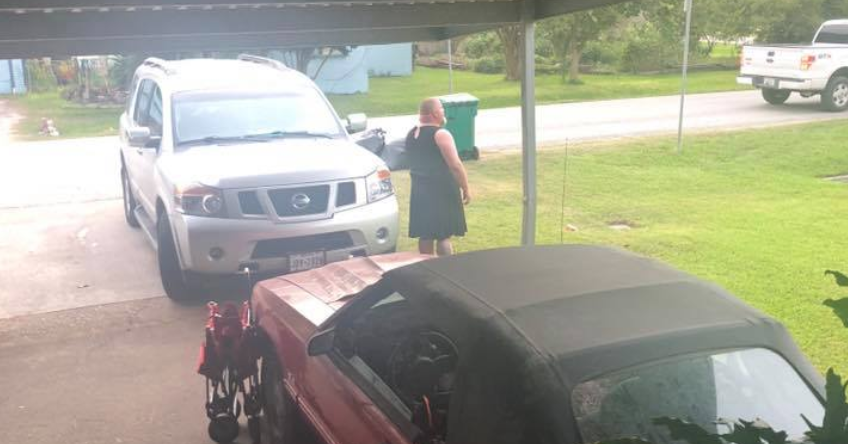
[[307, 328, 336, 356], [127, 126, 152, 147], [346, 113, 368, 134]]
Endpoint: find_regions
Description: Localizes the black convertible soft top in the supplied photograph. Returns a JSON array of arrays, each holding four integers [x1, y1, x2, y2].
[[385, 245, 822, 444]]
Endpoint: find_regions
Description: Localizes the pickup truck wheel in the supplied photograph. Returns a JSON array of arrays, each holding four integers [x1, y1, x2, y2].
[[822, 76, 848, 112], [157, 212, 194, 301], [761, 89, 791, 105], [261, 354, 299, 444], [121, 167, 140, 228]]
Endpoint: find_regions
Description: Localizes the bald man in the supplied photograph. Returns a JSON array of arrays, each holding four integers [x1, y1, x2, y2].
[[405, 97, 471, 256]]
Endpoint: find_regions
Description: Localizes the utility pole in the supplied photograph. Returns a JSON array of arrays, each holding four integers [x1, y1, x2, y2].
[[677, 0, 694, 154]]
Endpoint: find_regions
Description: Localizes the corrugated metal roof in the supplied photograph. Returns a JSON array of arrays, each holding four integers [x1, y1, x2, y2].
[[0, 0, 629, 57]]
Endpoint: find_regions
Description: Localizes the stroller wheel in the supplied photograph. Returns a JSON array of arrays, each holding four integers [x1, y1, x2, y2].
[[208, 413, 239, 444]]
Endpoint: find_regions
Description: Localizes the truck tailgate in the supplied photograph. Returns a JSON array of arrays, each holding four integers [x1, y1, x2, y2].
[[741, 45, 806, 77]]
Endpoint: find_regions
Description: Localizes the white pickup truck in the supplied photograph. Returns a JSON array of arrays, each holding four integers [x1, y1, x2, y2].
[[738, 20, 848, 111]]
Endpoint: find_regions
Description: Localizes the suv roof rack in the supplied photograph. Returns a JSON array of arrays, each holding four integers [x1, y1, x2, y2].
[[142, 57, 176, 75], [237, 54, 290, 72]]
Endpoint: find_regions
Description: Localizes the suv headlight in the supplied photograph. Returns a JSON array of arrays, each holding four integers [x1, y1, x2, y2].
[[366, 168, 394, 203], [174, 183, 227, 217]]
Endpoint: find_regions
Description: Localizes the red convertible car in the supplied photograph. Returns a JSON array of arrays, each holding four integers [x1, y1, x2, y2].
[[250, 245, 825, 444]]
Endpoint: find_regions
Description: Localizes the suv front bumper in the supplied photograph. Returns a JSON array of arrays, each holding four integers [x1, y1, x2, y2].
[[170, 195, 399, 275]]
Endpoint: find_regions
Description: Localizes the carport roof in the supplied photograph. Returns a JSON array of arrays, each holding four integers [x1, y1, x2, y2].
[[0, 0, 627, 57]]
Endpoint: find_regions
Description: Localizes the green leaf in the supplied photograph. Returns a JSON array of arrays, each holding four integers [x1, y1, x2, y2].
[[653, 417, 723, 444], [804, 369, 848, 444]]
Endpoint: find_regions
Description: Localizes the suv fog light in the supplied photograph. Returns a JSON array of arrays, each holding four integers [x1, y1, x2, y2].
[[376, 227, 389, 241], [209, 247, 225, 260]]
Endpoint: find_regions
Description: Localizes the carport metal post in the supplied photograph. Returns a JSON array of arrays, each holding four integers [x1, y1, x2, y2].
[[520, 0, 537, 246], [677, 0, 694, 154]]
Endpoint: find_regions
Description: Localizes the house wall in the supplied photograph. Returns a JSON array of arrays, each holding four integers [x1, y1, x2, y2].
[[0, 59, 27, 94], [308, 46, 369, 95], [270, 43, 414, 95], [365, 43, 413, 77]]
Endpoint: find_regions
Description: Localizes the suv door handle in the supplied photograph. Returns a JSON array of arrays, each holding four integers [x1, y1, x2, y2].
[[135, 148, 144, 155]]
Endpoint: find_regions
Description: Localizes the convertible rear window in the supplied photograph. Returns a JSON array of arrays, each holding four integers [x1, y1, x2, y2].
[[572, 348, 823, 443]]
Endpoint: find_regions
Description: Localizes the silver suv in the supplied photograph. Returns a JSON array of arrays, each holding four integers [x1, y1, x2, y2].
[[119, 55, 398, 300]]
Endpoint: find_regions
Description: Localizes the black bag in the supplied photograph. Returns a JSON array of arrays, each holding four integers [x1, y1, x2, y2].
[[381, 137, 409, 171], [353, 128, 386, 156]]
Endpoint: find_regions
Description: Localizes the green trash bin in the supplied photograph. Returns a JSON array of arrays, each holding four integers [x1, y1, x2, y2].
[[439, 93, 479, 160]]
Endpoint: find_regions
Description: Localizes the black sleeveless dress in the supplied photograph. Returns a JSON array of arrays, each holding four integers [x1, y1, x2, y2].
[[406, 126, 467, 240]]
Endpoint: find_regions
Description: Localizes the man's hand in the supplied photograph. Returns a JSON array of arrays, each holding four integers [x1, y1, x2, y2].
[[461, 187, 472, 205]]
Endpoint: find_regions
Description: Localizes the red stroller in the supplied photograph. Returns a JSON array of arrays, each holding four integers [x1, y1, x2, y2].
[[197, 278, 263, 444]]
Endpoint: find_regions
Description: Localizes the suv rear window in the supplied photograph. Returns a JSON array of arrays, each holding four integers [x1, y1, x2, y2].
[[816, 24, 848, 44], [173, 89, 343, 147]]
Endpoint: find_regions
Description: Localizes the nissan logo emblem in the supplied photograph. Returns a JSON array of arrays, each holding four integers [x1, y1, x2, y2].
[[291, 193, 311, 210]]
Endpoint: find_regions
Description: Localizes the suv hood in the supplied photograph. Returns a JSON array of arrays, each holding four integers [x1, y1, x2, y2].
[[161, 139, 383, 189]]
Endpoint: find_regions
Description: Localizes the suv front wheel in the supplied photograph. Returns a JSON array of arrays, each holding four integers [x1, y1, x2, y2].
[[157, 211, 196, 301]]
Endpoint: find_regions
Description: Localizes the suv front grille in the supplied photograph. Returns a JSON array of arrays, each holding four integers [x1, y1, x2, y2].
[[238, 191, 264, 215], [251, 232, 354, 259], [268, 185, 330, 217], [336, 181, 356, 207]]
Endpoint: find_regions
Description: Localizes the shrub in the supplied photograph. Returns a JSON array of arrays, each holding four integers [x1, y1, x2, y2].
[[461, 32, 502, 60], [24, 60, 58, 92], [472, 56, 505, 74]]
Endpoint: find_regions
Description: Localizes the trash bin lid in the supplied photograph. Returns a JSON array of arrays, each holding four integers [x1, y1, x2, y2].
[[438, 93, 479, 106]]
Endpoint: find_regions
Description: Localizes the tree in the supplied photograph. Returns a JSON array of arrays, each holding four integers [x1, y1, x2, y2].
[[539, 5, 624, 83], [496, 25, 523, 81]]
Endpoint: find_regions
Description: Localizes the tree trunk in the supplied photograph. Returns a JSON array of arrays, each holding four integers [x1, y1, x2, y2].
[[568, 41, 582, 83], [293, 48, 315, 75], [497, 25, 522, 81]]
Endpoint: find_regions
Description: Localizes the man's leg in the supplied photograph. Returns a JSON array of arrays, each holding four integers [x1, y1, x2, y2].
[[419, 239, 435, 255], [436, 238, 454, 256]]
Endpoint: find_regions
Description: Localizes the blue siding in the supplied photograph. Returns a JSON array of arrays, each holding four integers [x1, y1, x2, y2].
[[365, 43, 413, 77], [0, 59, 27, 94], [309, 46, 369, 95]]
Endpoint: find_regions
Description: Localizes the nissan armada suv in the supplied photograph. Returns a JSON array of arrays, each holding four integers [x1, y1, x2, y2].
[[119, 55, 398, 301]]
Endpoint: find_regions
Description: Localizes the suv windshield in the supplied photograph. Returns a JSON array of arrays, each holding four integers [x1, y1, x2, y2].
[[816, 23, 848, 44], [173, 89, 343, 147], [572, 348, 823, 443]]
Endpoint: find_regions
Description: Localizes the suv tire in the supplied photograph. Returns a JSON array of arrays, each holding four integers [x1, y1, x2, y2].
[[157, 211, 195, 301], [822, 76, 848, 112], [261, 353, 300, 444], [121, 166, 140, 228], [762, 89, 791, 105]]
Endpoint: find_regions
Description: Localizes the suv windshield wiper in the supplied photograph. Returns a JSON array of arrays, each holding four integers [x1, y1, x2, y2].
[[177, 135, 270, 147], [245, 130, 336, 140]]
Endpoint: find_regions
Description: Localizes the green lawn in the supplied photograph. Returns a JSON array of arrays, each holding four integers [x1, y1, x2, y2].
[[8, 92, 122, 141], [390, 120, 848, 376], [329, 67, 746, 117]]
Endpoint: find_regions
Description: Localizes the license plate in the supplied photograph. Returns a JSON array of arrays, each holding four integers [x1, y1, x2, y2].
[[763, 78, 778, 88], [289, 251, 325, 272]]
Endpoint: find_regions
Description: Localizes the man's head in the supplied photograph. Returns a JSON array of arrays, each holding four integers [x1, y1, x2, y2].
[[419, 97, 445, 126]]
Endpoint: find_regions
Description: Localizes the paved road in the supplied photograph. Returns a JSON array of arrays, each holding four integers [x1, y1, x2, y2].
[[0, 99, 22, 146], [373, 90, 848, 149]]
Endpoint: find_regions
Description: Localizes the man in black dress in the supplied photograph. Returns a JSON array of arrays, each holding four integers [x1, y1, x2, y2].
[[405, 98, 472, 256]]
